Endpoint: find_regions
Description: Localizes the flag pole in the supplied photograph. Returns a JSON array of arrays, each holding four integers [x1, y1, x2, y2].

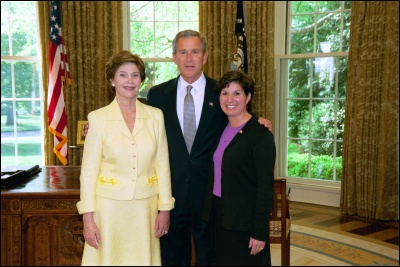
[[47, 1, 71, 165], [231, 1, 248, 73]]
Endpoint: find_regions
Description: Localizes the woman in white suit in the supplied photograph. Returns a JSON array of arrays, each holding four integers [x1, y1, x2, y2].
[[77, 50, 175, 266]]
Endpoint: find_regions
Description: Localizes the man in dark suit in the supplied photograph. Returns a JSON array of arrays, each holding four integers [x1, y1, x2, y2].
[[147, 30, 225, 266], [147, 29, 272, 266]]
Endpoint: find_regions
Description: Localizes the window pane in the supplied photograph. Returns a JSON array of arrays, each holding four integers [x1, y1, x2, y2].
[[316, 14, 341, 53], [338, 57, 347, 98], [131, 1, 154, 21], [292, 1, 316, 14], [16, 100, 41, 136], [281, 52, 348, 182], [139, 62, 179, 98], [14, 62, 40, 98], [312, 57, 335, 98], [289, 58, 311, 98], [155, 22, 178, 57], [291, 14, 315, 54], [1, 1, 43, 167], [1, 100, 14, 123], [1, 101, 15, 129], [337, 100, 345, 140], [336, 142, 343, 181], [290, 1, 351, 55], [310, 140, 334, 180], [344, 1, 352, 9], [131, 21, 155, 58], [1, 1, 7, 15], [288, 139, 310, 178], [17, 138, 42, 165], [1, 16, 10, 55], [1, 61, 12, 98], [1, 142, 16, 166], [317, 1, 342, 12], [311, 100, 335, 140], [342, 11, 351, 52], [9, 1, 36, 16], [179, 1, 199, 20], [130, 1, 199, 100], [153, 62, 179, 84], [288, 100, 310, 139], [10, 12, 37, 56], [155, 1, 178, 21]]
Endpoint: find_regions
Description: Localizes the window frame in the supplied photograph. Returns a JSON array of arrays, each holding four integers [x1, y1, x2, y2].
[[1, 1, 45, 167], [274, 1, 350, 189], [124, 1, 199, 99]]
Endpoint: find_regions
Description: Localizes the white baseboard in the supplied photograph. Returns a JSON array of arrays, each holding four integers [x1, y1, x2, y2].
[[285, 179, 341, 207]]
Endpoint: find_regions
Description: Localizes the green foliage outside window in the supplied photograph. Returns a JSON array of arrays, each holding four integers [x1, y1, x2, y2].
[[1, 1, 43, 167], [281, 1, 351, 181], [129, 1, 199, 98]]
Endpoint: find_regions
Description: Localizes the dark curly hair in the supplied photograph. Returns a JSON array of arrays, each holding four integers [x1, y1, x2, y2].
[[216, 70, 255, 112]]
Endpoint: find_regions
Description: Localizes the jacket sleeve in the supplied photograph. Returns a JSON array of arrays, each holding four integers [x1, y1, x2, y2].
[[252, 127, 276, 241], [154, 109, 175, 211], [76, 111, 104, 214]]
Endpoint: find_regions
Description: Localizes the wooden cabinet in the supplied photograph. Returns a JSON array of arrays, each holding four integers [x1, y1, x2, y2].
[[1, 166, 83, 266]]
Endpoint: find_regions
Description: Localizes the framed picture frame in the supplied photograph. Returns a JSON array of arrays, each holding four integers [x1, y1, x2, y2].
[[77, 120, 88, 145]]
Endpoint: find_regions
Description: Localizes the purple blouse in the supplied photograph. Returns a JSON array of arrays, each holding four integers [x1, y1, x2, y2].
[[213, 122, 246, 197]]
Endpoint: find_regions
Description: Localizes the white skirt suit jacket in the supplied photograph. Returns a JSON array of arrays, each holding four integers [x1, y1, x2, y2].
[[77, 98, 175, 214]]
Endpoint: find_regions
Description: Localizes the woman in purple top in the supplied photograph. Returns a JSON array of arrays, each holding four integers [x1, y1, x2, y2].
[[202, 70, 276, 266]]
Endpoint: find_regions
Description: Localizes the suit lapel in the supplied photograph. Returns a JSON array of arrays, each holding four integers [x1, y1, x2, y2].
[[163, 78, 187, 145], [107, 99, 133, 140], [131, 100, 147, 138], [108, 98, 149, 141], [192, 77, 219, 152], [160, 75, 220, 155]]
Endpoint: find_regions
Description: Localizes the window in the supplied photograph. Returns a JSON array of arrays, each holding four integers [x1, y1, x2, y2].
[[1, 1, 44, 166], [276, 1, 351, 184], [128, 1, 199, 98]]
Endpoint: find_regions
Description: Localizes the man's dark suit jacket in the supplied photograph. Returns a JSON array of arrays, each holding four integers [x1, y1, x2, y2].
[[147, 74, 227, 217]]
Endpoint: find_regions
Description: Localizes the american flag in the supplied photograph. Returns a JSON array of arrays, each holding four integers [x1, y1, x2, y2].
[[48, 1, 70, 165], [231, 1, 248, 73]]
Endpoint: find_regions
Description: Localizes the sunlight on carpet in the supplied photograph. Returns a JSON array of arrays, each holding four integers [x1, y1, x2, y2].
[[271, 224, 399, 266]]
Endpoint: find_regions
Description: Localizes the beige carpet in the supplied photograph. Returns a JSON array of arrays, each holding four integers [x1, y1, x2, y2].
[[271, 224, 399, 266]]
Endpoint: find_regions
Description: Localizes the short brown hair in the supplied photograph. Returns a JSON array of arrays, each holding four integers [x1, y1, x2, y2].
[[105, 50, 146, 94], [172, 30, 208, 55]]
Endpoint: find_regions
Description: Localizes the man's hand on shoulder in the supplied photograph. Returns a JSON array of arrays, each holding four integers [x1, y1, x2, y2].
[[258, 118, 273, 132]]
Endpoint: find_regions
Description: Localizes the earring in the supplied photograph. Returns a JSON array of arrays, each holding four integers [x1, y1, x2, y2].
[[112, 83, 115, 87]]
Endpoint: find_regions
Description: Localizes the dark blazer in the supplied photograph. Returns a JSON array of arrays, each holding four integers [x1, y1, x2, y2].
[[147, 74, 227, 216], [202, 115, 276, 241]]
